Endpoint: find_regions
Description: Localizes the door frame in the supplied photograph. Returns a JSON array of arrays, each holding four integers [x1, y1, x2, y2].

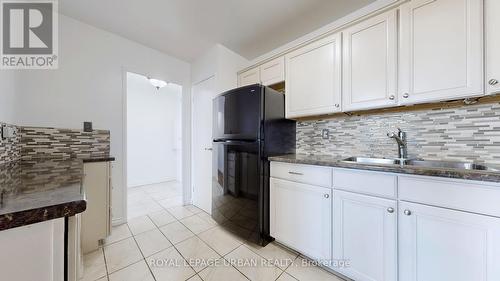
[[120, 68, 189, 225], [191, 75, 216, 211]]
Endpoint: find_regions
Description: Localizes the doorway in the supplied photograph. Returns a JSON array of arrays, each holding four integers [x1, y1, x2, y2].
[[126, 72, 183, 219], [191, 76, 217, 213]]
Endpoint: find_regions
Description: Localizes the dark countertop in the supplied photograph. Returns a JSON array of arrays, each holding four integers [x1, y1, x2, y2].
[[0, 156, 114, 231], [82, 156, 116, 163], [269, 154, 500, 183]]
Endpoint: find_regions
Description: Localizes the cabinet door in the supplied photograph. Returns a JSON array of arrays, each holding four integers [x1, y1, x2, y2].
[[270, 178, 332, 261], [342, 10, 397, 111], [399, 0, 483, 104], [285, 33, 342, 118], [238, 67, 260, 87], [486, 0, 500, 95], [399, 201, 500, 281], [260, 56, 285, 86], [333, 190, 397, 281]]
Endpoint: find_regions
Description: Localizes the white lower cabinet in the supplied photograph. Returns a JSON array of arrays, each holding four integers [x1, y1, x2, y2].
[[333, 190, 397, 281], [270, 177, 332, 261], [271, 161, 500, 280], [399, 201, 500, 281]]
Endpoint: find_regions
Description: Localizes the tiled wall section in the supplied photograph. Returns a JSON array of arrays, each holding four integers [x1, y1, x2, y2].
[[19, 127, 111, 160], [0, 123, 21, 165], [297, 99, 500, 165]]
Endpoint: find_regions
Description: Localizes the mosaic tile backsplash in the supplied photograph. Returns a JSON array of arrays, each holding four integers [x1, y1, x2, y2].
[[19, 127, 111, 160], [297, 98, 500, 165], [0, 123, 21, 165]]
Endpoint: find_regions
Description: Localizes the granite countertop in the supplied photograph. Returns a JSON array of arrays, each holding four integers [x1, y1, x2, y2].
[[269, 154, 500, 183], [0, 156, 114, 231]]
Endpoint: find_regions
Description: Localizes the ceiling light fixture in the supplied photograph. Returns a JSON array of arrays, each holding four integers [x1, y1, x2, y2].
[[148, 77, 168, 90]]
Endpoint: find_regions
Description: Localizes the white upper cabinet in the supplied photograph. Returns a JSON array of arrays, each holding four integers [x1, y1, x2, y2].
[[270, 177, 332, 261], [333, 190, 397, 281], [285, 33, 342, 118], [260, 57, 285, 86], [486, 0, 500, 95], [399, 201, 500, 281], [399, 0, 484, 105], [238, 67, 260, 87], [342, 10, 398, 111]]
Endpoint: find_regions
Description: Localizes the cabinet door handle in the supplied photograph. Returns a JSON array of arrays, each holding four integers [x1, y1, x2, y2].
[[387, 207, 394, 213], [324, 194, 330, 199], [404, 209, 412, 216], [288, 171, 303, 176], [335, 104, 340, 108], [389, 95, 395, 100], [489, 79, 499, 86], [403, 93, 410, 99]]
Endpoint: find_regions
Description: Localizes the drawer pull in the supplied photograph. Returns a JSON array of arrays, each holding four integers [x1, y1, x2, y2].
[[324, 194, 330, 199], [288, 171, 304, 176], [404, 209, 412, 216], [387, 207, 394, 213]]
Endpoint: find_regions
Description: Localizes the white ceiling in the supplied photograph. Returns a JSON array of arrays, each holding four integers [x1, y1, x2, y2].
[[59, 0, 376, 62]]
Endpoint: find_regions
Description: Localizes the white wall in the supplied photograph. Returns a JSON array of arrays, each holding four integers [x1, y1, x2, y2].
[[126, 72, 182, 187], [11, 15, 191, 224], [191, 44, 248, 89], [0, 71, 18, 124]]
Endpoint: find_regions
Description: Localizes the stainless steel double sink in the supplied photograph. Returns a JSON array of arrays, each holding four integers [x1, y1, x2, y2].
[[342, 157, 498, 172]]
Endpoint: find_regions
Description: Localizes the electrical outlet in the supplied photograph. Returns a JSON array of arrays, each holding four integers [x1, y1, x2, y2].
[[322, 129, 329, 139], [1, 125, 15, 140]]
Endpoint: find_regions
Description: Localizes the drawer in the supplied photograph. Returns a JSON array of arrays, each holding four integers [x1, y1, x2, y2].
[[399, 176, 500, 217], [333, 168, 397, 198], [270, 162, 333, 188]]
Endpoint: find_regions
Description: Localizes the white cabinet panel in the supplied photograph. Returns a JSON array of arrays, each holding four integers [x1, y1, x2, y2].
[[238, 67, 260, 87], [333, 168, 397, 198], [0, 219, 65, 281], [343, 10, 397, 111], [399, 0, 483, 104], [285, 34, 342, 118], [270, 178, 332, 261], [271, 161, 333, 188], [333, 190, 397, 281], [81, 162, 112, 254], [260, 57, 285, 86], [399, 201, 500, 281], [486, 0, 500, 95]]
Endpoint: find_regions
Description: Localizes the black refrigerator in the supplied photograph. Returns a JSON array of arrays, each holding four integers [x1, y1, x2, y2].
[[212, 84, 296, 246]]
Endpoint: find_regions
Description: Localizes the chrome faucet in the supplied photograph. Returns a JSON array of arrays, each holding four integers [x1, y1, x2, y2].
[[387, 128, 408, 159]]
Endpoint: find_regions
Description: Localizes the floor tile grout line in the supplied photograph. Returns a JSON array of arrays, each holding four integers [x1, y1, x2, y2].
[[129, 229, 158, 281]]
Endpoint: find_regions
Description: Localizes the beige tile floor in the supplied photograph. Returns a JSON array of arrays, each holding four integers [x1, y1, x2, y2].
[[80, 182, 347, 281]]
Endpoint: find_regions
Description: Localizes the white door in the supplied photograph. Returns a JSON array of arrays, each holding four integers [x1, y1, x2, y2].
[[260, 57, 285, 86], [333, 190, 397, 281], [192, 77, 217, 213], [399, 201, 500, 281], [486, 0, 500, 95], [342, 10, 397, 111], [399, 0, 483, 104], [238, 67, 260, 87], [285, 33, 342, 118], [270, 178, 332, 261]]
